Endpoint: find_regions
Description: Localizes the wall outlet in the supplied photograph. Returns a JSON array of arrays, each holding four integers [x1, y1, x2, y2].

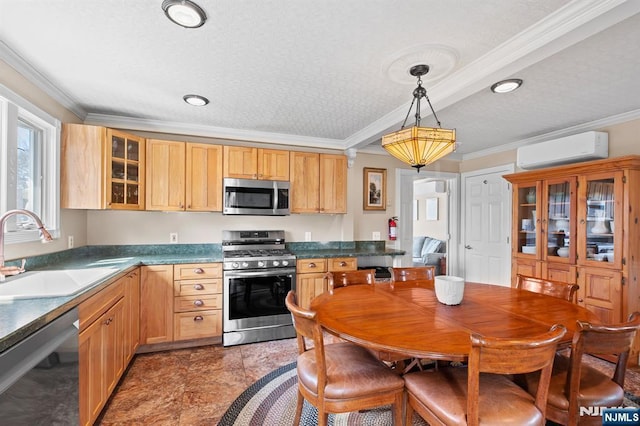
[[372, 231, 381, 240], [68, 235, 74, 249], [169, 233, 178, 244], [304, 231, 312, 242]]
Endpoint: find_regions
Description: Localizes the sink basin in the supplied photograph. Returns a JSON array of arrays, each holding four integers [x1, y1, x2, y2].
[[0, 267, 119, 300]]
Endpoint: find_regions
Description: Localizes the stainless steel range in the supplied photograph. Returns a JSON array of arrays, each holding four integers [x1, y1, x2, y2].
[[222, 230, 296, 346]]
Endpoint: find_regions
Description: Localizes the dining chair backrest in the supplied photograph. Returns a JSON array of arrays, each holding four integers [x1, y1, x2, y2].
[[391, 266, 435, 283], [327, 269, 375, 294], [284, 291, 326, 369], [515, 274, 579, 303], [467, 324, 567, 424], [559, 312, 640, 425]]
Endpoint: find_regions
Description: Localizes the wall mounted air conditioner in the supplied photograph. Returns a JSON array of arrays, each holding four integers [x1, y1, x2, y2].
[[516, 131, 608, 170]]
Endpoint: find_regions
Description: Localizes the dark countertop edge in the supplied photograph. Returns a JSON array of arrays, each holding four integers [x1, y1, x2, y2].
[[291, 249, 406, 259]]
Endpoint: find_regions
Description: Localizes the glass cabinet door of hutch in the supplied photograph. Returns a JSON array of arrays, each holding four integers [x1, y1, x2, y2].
[[109, 134, 141, 207], [545, 179, 574, 260], [517, 185, 538, 255], [580, 175, 620, 266]]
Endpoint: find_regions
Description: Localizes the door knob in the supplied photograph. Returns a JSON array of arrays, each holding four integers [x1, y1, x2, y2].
[[465, 245, 472, 249]]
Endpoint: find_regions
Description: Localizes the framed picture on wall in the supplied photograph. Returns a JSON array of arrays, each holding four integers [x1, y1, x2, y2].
[[426, 197, 438, 220], [363, 167, 386, 211]]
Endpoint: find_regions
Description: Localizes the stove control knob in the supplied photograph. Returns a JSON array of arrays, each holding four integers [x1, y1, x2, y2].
[[282, 260, 289, 266], [258, 261, 266, 267], [232, 262, 239, 269], [273, 260, 280, 267], [242, 262, 249, 268]]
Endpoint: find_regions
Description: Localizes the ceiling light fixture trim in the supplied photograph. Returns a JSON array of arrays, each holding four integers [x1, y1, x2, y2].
[[490, 78, 523, 93], [183, 94, 209, 106], [162, 0, 207, 28], [382, 64, 456, 172]]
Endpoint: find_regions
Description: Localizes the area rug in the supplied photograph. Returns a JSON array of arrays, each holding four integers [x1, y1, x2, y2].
[[217, 361, 424, 426], [218, 361, 640, 426]]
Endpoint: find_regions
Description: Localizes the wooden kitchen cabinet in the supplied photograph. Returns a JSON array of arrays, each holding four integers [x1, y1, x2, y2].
[[223, 146, 290, 180], [173, 263, 223, 341], [146, 140, 223, 211], [140, 265, 174, 344], [504, 156, 640, 332], [78, 277, 126, 426], [296, 257, 357, 308], [61, 123, 145, 210], [290, 152, 347, 213], [123, 268, 140, 364], [146, 139, 186, 211]]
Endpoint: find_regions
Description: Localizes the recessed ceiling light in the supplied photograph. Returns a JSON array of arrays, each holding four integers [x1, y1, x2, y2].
[[162, 0, 207, 28], [183, 94, 209, 106], [490, 79, 523, 94]]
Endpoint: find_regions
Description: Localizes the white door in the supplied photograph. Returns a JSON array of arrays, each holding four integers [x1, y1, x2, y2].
[[462, 165, 513, 286]]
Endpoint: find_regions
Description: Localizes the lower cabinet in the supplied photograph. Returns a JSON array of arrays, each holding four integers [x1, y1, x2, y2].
[[78, 274, 131, 426], [296, 257, 356, 309], [577, 267, 623, 324], [140, 263, 222, 346]]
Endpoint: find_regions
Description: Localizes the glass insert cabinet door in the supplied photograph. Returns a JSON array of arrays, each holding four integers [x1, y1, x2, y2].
[[516, 184, 539, 255], [544, 178, 576, 261], [109, 131, 143, 208], [577, 172, 623, 268]]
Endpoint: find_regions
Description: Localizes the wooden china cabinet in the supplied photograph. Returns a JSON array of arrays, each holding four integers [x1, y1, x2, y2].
[[61, 124, 145, 210], [504, 156, 640, 341]]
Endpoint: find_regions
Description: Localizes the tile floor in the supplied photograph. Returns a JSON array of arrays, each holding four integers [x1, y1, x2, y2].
[[98, 339, 299, 425], [98, 338, 640, 425]]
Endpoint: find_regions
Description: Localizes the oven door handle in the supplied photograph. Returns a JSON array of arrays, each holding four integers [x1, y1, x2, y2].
[[224, 268, 296, 278]]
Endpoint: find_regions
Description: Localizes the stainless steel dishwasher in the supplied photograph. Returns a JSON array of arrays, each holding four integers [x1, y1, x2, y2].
[[0, 307, 79, 424]]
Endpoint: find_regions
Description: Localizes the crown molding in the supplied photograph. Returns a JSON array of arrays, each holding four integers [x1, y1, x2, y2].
[[0, 41, 87, 120], [462, 108, 640, 161], [84, 113, 346, 150]]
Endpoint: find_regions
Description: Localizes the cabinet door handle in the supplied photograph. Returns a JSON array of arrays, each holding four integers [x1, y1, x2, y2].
[[308, 262, 316, 268], [193, 299, 204, 307], [193, 268, 205, 274], [340, 261, 347, 267], [193, 315, 204, 322], [193, 284, 204, 291]]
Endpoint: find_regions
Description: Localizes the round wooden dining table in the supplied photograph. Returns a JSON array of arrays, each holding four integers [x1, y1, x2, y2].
[[310, 280, 599, 362]]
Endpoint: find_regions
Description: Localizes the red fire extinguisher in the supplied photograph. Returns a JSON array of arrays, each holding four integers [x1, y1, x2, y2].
[[388, 217, 398, 240]]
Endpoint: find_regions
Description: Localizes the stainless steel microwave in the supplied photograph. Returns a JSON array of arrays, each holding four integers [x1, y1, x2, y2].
[[223, 178, 290, 215]]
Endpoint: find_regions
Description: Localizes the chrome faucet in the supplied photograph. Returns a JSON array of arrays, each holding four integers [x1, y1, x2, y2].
[[0, 209, 53, 282]]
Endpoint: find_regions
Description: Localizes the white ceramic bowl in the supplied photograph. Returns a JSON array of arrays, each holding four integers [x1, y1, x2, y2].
[[522, 245, 536, 254], [434, 276, 465, 305], [557, 247, 569, 257]]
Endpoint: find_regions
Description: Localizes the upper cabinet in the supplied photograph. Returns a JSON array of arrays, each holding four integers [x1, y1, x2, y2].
[[62, 124, 145, 210], [504, 156, 640, 326], [223, 146, 289, 180], [146, 139, 223, 212], [290, 152, 347, 214]]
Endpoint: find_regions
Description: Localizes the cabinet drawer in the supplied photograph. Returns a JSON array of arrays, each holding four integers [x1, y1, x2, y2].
[[173, 263, 222, 280], [296, 258, 327, 274], [328, 257, 357, 272], [173, 278, 222, 296], [79, 278, 124, 331], [174, 310, 221, 340], [174, 295, 222, 312]]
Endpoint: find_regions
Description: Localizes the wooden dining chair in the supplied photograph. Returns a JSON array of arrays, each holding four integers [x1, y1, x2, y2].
[[326, 269, 375, 294], [404, 324, 566, 426], [284, 291, 404, 426], [522, 312, 640, 426], [391, 265, 435, 283], [515, 274, 579, 303]]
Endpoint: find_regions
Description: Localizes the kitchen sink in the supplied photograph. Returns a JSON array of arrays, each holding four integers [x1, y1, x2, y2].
[[0, 267, 119, 300]]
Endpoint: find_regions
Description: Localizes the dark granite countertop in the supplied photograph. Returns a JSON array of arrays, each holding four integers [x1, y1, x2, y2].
[[0, 241, 403, 353]]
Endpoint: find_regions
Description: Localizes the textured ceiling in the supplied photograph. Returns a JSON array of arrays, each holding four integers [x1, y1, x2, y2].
[[0, 0, 639, 159]]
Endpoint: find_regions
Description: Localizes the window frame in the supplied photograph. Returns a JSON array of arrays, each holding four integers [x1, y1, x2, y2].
[[0, 83, 60, 244]]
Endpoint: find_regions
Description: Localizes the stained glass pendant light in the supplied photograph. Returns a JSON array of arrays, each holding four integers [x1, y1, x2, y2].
[[382, 64, 456, 172]]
